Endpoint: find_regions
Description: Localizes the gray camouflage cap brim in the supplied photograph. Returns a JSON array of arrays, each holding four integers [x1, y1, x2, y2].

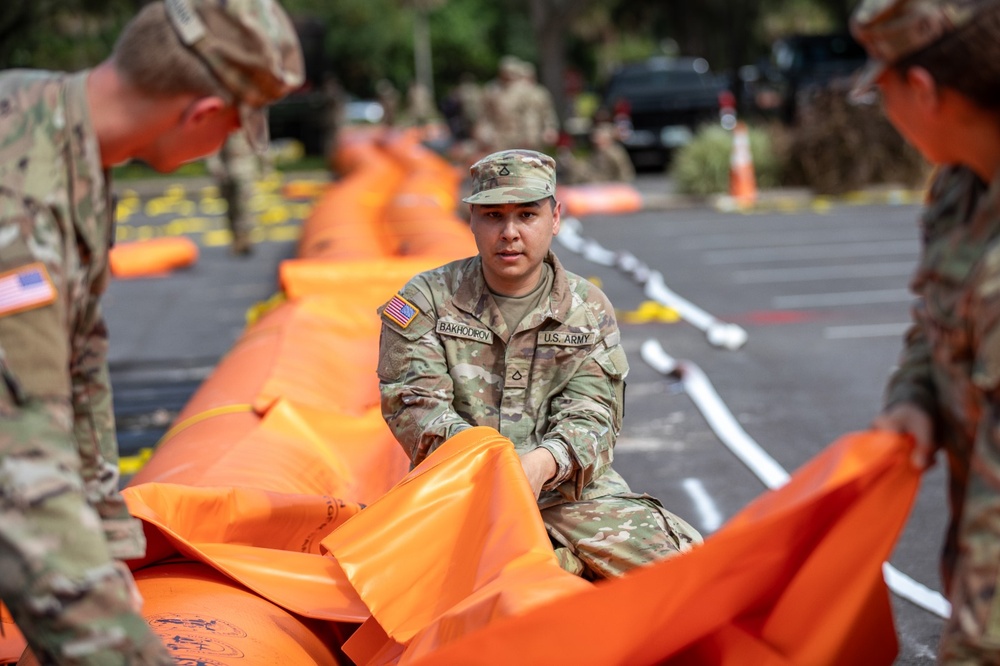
[[849, 0, 988, 99], [463, 149, 557, 205]]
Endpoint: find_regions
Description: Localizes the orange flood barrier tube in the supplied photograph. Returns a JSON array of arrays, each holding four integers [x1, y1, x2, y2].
[[10, 131, 923, 664], [556, 182, 644, 217], [108, 236, 199, 278]]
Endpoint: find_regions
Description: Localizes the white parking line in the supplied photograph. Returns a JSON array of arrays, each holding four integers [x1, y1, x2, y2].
[[641, 338, 950, 620], [682, 229, 912, 251], [825, 323, 911, 339], [705, 239, 919, 265], [773, 288, 912, 309], [734, 262, 915, 284], [682, 478, 723, 532]]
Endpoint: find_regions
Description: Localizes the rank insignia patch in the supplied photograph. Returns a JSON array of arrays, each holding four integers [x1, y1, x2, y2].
[[384, 294, 419, 328], [0, 263, 56, 317]]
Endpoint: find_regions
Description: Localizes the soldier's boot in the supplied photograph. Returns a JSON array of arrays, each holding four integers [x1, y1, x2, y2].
[[231, 231, 253, 256]]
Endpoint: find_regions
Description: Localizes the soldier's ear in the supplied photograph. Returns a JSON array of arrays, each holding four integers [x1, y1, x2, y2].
[[551, 200, 562, 234], [181, 96, 230, 127]]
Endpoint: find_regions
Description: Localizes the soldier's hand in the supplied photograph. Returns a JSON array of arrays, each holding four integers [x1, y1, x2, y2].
[[871, 402, 936, 470], [519, 447, 557, 499]]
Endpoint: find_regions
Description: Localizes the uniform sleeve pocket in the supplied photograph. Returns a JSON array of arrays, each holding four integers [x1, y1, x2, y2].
[[595, 345, 629, 379]]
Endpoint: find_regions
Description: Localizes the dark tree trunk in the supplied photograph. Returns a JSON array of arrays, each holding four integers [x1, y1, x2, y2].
[[528, 0, 584, 123]]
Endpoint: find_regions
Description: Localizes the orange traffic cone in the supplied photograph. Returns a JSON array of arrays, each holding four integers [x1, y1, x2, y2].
[[729, 122, 757, 207]]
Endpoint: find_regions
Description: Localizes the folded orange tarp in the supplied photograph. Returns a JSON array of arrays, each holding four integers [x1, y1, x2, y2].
[[317, 428, 917, 665], [320, 427, 592, 664]]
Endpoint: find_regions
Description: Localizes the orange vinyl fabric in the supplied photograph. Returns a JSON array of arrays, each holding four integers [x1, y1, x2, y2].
[[320, 427, 592, 664], [556, 183, 644, 217], [388, 430, 920, 666], [297, 141, 404, 261], [0, 604, 26, 665], [108, 237, 199, 278]]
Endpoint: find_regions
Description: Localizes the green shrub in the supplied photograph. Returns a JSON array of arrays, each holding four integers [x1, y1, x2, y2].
[[783, 84, 928, 194], [670, 124, 783, 196]]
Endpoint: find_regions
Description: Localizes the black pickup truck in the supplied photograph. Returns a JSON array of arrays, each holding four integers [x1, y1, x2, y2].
[[600, 56, 726, 170]]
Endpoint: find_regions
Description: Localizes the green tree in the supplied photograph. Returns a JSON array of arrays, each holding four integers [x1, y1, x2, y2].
[[1, 0, 136, 70]]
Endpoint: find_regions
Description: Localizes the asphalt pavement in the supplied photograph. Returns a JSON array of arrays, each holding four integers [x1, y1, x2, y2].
[[104, 170, 942, 664]]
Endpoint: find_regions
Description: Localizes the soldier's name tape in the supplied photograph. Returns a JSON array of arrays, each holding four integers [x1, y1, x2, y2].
[[435, 320, 597, 347]]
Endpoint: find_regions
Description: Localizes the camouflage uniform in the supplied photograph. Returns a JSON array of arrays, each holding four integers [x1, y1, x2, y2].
[[584, 133, 636, 184], [0, 70, 172, 664], [476, 57, 539, 153], [884, 166, 1000, 662], [378, 149, 700, 579], [478, 69, 558, 153], [518, 63, 559, 151], [851, 0, 1000, 661], [560, 125, 636, 185]]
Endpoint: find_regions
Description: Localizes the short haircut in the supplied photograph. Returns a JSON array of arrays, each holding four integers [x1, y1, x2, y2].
[[111, 2, 231, 102], [894, 2, 1000, 110]]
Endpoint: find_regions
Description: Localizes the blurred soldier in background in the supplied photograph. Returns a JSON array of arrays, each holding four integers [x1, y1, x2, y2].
[[0, 0, 302, 661], [476, 55, 527, 152], [478, 57, 560, 154], [455, 72, 483, 140], [558, 122, 635, 184], [321, 72, 346, 165], [207, 131, 262, 256], [405, 80, 436, 127], [519, 61, 560, 151], [376, 78, 401, 127]]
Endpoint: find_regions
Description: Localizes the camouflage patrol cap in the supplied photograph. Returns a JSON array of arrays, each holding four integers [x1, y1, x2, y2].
[[850, 0, 995, 98], [498, 55, 524, 78], [164, 0, 304, 153], [463, 150, 557, 205]]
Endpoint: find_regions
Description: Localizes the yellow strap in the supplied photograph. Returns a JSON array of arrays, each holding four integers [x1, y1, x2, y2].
[[158, 403, 256, 447]]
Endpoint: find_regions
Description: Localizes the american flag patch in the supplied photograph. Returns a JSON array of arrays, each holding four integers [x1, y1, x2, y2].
[[384, 294, 419, 328], [0, 263, 56, 317]]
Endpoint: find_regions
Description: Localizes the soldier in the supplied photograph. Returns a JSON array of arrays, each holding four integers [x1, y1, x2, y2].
[[455, 72, 483, 141], [0, 0, 302, 662], [518, 61, 560, 151], [475, 56, 527, 153], [377, 150, 701, 579], [852, 0, 1000, 661], [558, 122, 636, 185], [375, 79, 401, 127], [208, 131, 261, 256]]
